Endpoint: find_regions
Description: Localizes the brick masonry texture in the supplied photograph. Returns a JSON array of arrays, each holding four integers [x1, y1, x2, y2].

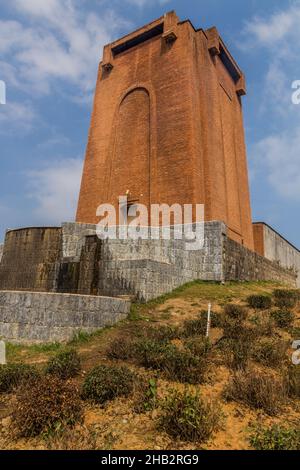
[[0, 291, 130, 343], [76, 12, 254, 250]]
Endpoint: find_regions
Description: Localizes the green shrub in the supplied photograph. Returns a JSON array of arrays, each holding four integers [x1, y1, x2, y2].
[[249, 314, 275, 337], [247, 295, 272, 310], [273, 289, 298, 308], [136, 339, 209, 384], [81, 365, 135, 404], [252, 338, 288, 368], [133, 378, 158, 414], [181, 317, 206, 337], [249, 424, 300, 450], [224, 369, 285, 416], [106, 336, 135, 360], [199, 310, 223, 328], [0, 363, 39, 394], [12, 375, 83, 437], [223, 304, 248, 321], [271, 309, 294, 328], [184, 336, 212, 357], [135, 339, 171, 369], [160, 346, 209, 384], [159, 388, 221, 442], [284, 365, 300, 398], [45, 350, 81, 380], [221, 321, 257, 370], [141, 325, 179, 342]]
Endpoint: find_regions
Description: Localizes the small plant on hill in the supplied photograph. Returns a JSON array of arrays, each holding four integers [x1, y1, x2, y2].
[[135, 339, 209, 384], [199, 310, 223, 328], [252, 338, 288, 368], [0, 363, 39, 394], [271, 309, 294, 329], [45, 349, 81, 380], [247, 295, 272, 310], [106, 336, 135, 361], [249, 314, 275, 337], [81, 365, 135, 405], [181, 317, 206, 337], [249, 424, 300, 450], [12, 375, 83, 437], [223, 304, 248, 321], [184, 336, 212, 357], [160, 346, 209, 384], [133, 378, 158, 414], [224, 368, 285, 416], [284, 364, 300, 398], [159, 388, 221, 443], [135, 339, 171, 369], [273, 289, 298, 309]]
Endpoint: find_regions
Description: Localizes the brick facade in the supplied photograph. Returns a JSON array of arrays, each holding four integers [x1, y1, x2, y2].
[[76, 11, 254, 250]]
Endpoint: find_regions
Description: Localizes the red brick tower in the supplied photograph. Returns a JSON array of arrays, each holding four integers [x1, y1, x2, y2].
[[76, 11, 254, 250]]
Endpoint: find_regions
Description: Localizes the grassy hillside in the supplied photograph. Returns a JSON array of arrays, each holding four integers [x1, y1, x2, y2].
[[0, 281, 300, 450]]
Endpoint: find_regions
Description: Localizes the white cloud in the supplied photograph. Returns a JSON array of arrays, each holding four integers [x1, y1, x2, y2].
[[1, 1, 130, 98], [126, 0, 170, 6], [0, 101, 37, 134], [243, 2, 300, 201], [26, 158, 83, 224], [252, 129, 300, 201]]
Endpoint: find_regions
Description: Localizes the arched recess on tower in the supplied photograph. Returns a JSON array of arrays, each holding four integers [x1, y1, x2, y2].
[[107, 87, 151, 214]]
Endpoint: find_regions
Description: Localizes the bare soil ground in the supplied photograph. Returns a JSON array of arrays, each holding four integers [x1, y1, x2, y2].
[[0, 281, 299, 450]]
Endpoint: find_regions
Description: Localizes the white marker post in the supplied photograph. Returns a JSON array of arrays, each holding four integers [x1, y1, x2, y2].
[[206, 303, 212, 338], [0, 341, 6, 365]]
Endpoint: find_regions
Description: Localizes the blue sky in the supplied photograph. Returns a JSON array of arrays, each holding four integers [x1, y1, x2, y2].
[[1, 0, 300, 246]]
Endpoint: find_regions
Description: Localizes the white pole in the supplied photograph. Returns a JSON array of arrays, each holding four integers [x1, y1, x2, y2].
[[0, 341, 6, 365], [206, 303, 212, 338]]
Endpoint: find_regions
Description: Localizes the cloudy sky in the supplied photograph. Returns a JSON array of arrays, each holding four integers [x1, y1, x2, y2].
[[1, 0, 300, 246]]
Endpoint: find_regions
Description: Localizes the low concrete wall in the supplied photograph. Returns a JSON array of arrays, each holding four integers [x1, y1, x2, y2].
[[0, 291, 130, 343]]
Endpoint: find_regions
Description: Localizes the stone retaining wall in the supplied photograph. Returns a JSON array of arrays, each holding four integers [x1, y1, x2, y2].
[[224, 237, 296, 286], [0, 291, 130, 343]]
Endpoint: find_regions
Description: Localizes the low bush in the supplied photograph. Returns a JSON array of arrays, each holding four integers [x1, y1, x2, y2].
[[273, 289, 298, 309], [133, 378, 158, 414], [284, 365, 300, 398], [249, 424, 300, 450], [184, 336, 212, 357], [247, 295, 272, 310], [141, 325, 179, 342], [106, 336, 135, 361], [12, 375, 83, 437], [252, 338, 288, 368], [81, 365, 135, 405], [160, 346, 209, 384], [222, 324, 257, 370], [0, 363, 39, 394], [224, 368, 285, 416], [181, 317, 206, 337], [271, 309, 294, 329], [135, 339, 171, 369], [45, 350, 81, 380], [199, 310, 223, 328], [249, 314, 275, 337], [223, 304, 248, 321], [135, 339, 209, 384], [159, 388, 221, 442]]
